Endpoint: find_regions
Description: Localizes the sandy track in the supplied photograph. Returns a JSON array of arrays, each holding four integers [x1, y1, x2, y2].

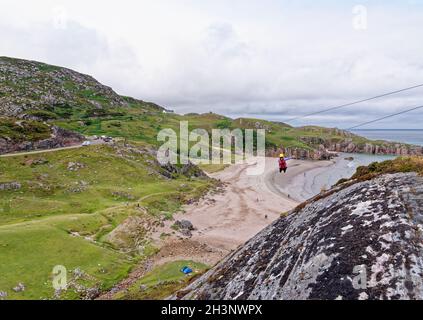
[[0, 140, 106, 158]]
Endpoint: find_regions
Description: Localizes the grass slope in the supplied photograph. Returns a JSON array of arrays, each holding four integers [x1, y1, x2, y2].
[[115, 260, 209, 300], [0, 144, 215, 299]]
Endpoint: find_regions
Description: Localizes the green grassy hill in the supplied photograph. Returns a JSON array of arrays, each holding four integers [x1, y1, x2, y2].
[[0, 143, 215, 299]]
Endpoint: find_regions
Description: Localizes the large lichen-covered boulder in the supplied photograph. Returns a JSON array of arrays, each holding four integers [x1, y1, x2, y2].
[[177, 173, 423, 300]]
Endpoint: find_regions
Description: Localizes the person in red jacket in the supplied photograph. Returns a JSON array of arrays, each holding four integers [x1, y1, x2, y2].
[[279, 154, 288, 173]]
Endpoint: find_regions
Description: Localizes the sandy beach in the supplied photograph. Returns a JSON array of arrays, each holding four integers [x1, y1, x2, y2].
[[100, 154, 399, 299], [151, 157, 334, 266]]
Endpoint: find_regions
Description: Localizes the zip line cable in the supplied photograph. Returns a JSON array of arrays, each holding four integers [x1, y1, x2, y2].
[[285, 83, 423, 123], [346, 105, 423, 130]]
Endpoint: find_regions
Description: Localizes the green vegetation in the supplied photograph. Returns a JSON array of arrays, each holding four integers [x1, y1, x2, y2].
[[350, 156, 423, 181], [26, 110, 59, 120], [55, 113, 307, 150], [0, 57, 164, 123], [35, 62, 61, 73], [2, 56, 419, 300], [0, 218, 133, 300], [337, 154, 421, 200], [115, 260, 209, 300], [334, 156, 423, 187], [55, 112, 385, 154], [0, 118, 51, 142], [0, 144, 216, 299]]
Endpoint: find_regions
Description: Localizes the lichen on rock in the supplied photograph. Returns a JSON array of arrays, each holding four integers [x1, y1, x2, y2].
[[176, 173, 423, 300]]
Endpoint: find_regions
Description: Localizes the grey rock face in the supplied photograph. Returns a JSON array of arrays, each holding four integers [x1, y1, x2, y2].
[[326, 140, 423, 157], [161, 162, 207, 179], [175, 220, 195, 231], [174, 220, 195, 237], [0, 181, 21, 191], [177, 173, 423, 300], [12, 283, 25, 293]]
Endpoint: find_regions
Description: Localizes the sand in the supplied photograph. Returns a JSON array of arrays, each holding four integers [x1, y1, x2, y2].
[[100, 157, 336, 298], [152, 157, 334, 266]]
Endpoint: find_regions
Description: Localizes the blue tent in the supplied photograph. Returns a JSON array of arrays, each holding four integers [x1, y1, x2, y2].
[[181, 266, 193, 275]]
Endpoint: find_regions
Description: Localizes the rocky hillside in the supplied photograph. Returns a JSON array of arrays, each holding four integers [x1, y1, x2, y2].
[[0, 56, 163, 120], [267, 126, 423, 159], [0, 57, 165, 154], [176, 157, 423, 300]]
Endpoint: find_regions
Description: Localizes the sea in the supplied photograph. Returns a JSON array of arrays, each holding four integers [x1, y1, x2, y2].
[[276, 129, 423, 201], [303, 129, 423, 198], [289, 153, 396, 201], [350, 129, 423, 147]]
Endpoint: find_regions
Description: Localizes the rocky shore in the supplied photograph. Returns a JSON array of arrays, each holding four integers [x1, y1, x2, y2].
[[268, 138, 423, 160]]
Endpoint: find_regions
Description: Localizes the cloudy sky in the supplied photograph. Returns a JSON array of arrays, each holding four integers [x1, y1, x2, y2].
[[1, 0, 423, 128]]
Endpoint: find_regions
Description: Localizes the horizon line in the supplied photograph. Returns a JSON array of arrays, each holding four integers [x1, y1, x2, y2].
[[349, 128, 423, 131]]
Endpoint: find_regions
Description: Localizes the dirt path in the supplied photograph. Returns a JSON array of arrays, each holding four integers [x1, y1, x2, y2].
[[0, 140, 108, 158], [0, 145, 83, 158]]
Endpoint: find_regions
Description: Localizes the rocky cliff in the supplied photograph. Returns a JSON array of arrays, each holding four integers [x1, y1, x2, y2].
[[267, 130, 423, 160], [176, 170, 423, 300], [326, 139, 423, 156]]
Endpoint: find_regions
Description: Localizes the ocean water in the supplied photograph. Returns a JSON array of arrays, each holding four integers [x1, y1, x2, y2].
[[291, 153, 396, 201], [280, 130, 422, 201], [351, 129, 423, 146]]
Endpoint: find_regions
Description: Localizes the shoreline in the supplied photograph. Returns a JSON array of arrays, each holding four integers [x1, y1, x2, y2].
[[150, 158, 334, 265], [100, 158, 330, 299], [100, 154, 394, 298]]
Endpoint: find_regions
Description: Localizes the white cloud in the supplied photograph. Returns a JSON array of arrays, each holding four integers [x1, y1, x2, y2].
[[0, 0, 423, 128]]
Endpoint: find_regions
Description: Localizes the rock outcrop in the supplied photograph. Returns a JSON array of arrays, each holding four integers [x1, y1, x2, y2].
[[266, 145, 335, 160], [325, 139, 423, 157], [0, 56, 164, 120], [0, 126, 84, 154], [0, 182, 21, 191], [267, 127, 423, 159], [177, 172, 423, 300], [0, 57, 129, 119], [161, 162, 208, 179], [267, 138, 423, 160]]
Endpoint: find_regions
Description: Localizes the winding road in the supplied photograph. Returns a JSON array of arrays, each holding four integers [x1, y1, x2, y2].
[[0, 140, 106, 158]]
